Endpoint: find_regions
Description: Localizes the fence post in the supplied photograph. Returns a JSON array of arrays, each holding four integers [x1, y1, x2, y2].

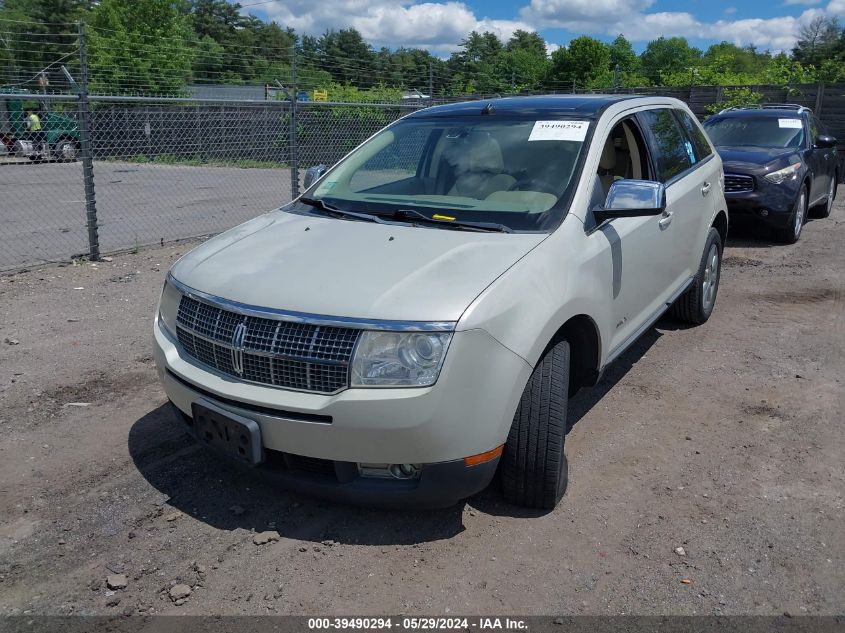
[[815, 81, 824, 117], [77, 22, 100, 261], [289, 47, 299, 199]]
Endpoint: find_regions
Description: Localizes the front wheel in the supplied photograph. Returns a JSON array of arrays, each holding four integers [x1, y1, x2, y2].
[[501, 339, 569, 509], [54, 139, 78, 162], [670, 227, 722, 325], [776, 185, 807, 244]]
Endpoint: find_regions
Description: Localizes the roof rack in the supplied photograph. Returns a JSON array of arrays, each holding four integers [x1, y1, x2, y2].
[[718, 103, 812, 115]]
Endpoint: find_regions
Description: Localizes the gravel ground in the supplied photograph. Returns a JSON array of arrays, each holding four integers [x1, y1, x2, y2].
[[0, 194, 843, 616], [0, 161, 291, 271]]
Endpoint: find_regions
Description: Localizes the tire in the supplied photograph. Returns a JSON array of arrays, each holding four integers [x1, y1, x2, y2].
[[810, 175, 837, 219], [776, 185, 807, 244], [501, 339, 569, 509], [54, 139, 78, 162], [670, 227, 722, 325]]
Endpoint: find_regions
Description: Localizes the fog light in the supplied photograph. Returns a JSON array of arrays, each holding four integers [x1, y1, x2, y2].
[[389, 463, 420, 479], [760, 209, 769, 217], [358, 463, 421, 480]]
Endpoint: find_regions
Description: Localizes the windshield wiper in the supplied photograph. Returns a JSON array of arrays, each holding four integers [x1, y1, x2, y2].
[[391, 208, 513, 233], [299, 197, 386, 224]]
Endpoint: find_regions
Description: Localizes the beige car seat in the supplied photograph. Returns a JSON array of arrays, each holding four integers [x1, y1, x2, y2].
[[446, 132, 516, 199]]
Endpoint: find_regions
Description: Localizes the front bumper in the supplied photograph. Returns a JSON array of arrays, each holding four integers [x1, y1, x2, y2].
[[724, 175, 800, 228], [153, 315, 531, 507]]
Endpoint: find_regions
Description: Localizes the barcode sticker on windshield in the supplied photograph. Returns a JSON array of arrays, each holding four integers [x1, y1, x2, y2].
[[778, 118, 803, 129], [529, 120, 590, 142]]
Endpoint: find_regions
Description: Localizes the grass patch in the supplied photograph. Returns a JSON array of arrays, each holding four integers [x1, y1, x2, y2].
[[108, 154, 288, 169]]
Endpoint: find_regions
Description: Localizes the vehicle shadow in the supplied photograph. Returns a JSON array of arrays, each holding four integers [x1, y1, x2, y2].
[[725, 216, 822, 248], [128, 405, 466, 546]]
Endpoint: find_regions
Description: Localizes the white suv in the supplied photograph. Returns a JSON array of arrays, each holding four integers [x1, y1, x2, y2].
[[154, 95, 727, 509]]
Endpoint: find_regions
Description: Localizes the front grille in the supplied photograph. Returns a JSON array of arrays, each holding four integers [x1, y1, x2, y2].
[[175, 295, 360, 394], [724, 173, 755, 193]]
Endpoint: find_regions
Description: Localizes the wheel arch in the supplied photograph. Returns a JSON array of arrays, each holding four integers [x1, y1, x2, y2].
[[548, 314, 602, 394], [711, 209, 728, 245]]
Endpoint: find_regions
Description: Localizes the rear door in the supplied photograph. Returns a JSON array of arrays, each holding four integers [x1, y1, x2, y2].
[[812, 116, 835, 199], [673, 108, 722, 272], [636, 108, 710, 288], [806, 115, 827, 204]]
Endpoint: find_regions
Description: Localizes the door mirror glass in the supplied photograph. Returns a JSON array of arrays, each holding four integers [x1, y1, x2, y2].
[[303, 164, 327, 190], [815, 135, 837, 149], [594, 180, 666, 224]]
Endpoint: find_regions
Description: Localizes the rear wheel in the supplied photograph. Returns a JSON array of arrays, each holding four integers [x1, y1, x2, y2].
[[670, 227, 722, 325], [501, 339, 569, 509], [776, 185, 807, 244]]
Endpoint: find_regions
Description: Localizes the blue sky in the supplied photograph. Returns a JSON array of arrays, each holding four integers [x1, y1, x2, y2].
[[245, 0, 845, 54]]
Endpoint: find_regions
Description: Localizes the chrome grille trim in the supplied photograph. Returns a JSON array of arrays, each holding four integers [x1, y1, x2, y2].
[[175, 294, 360, 394], [167, 273, 456, 332], [724, 173, 755, 193]]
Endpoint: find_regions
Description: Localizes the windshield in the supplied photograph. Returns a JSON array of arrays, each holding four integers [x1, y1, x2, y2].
[[703, 116, 805, 149], [303, 116, 591, 232]]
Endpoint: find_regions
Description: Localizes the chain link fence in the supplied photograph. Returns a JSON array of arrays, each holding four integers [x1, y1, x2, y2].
[[1, 94, 420, 271], [2, 19, 845, 272]]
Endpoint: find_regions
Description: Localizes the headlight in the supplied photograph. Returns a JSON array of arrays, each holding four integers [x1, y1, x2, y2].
[[350, 331, 452, 387], [158, 277, 181, 337], [764, 162, 801, 185]]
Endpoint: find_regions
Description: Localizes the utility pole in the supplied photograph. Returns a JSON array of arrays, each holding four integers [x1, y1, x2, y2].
[[613, 64, 620, 93], [428, 60, 434, 103]]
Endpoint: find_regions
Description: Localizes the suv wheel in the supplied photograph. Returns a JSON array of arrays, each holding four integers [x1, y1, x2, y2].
[[670, 227, 722, 325], [501, 339, 569, 509], [777, 185, 807, 244], [811, 176, 837, 219]]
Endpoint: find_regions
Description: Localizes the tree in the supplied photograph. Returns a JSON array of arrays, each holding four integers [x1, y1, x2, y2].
[[547, 36, 611, 90], [792, 16, 842, 67], [640, 36, 701, 83], [88, 0, 194, 95], [317, 29, 376, 86], [608, 34, 637, 73]]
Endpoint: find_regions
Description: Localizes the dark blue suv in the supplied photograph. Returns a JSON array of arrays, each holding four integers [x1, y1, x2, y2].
[[703, 105, 839, 243]]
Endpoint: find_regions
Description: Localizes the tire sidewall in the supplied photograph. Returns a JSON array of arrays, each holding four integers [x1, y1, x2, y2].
[[698, 228, 722, 322]]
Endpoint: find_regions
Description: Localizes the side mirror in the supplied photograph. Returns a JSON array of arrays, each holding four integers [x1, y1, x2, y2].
[[594, 179, 666, 224], [815, 135, 837, 149], [303, 164, 327, 190]]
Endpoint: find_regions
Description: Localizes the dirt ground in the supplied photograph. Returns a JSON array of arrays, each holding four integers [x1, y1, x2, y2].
[[1, 195, 843, 617]]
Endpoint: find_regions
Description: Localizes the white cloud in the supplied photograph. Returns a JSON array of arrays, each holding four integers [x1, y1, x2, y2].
[[519, 0, 844, 52], [258, 0, 531, 52], [253, 0, 845, 54]]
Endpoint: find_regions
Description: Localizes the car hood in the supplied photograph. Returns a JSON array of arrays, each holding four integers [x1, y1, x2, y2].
[[716, 146, 799, 172], [170, 210, 547, 322]]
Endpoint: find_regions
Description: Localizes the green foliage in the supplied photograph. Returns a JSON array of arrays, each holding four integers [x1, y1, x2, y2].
[[641, 37, 701, 83], [706, 87, 763, 114], [548, 36, 611, 89], [2, 0, 845, 99], [87, 0, 194, 95]]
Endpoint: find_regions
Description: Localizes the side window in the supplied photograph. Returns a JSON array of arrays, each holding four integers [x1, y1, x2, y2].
[[675, 109, 713, 161], [592, 117, 652, 205], [638, 109, 693, 183]]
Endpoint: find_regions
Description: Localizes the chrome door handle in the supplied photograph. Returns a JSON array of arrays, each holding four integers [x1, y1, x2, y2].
[[701, 181, 712, 196], [658, 210, 673, 228]]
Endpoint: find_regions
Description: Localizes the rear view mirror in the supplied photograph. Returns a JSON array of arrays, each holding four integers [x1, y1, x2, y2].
[[594, 180, 666, 224], [303, 164, 327, 190], [815, 135, 837, 149]]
